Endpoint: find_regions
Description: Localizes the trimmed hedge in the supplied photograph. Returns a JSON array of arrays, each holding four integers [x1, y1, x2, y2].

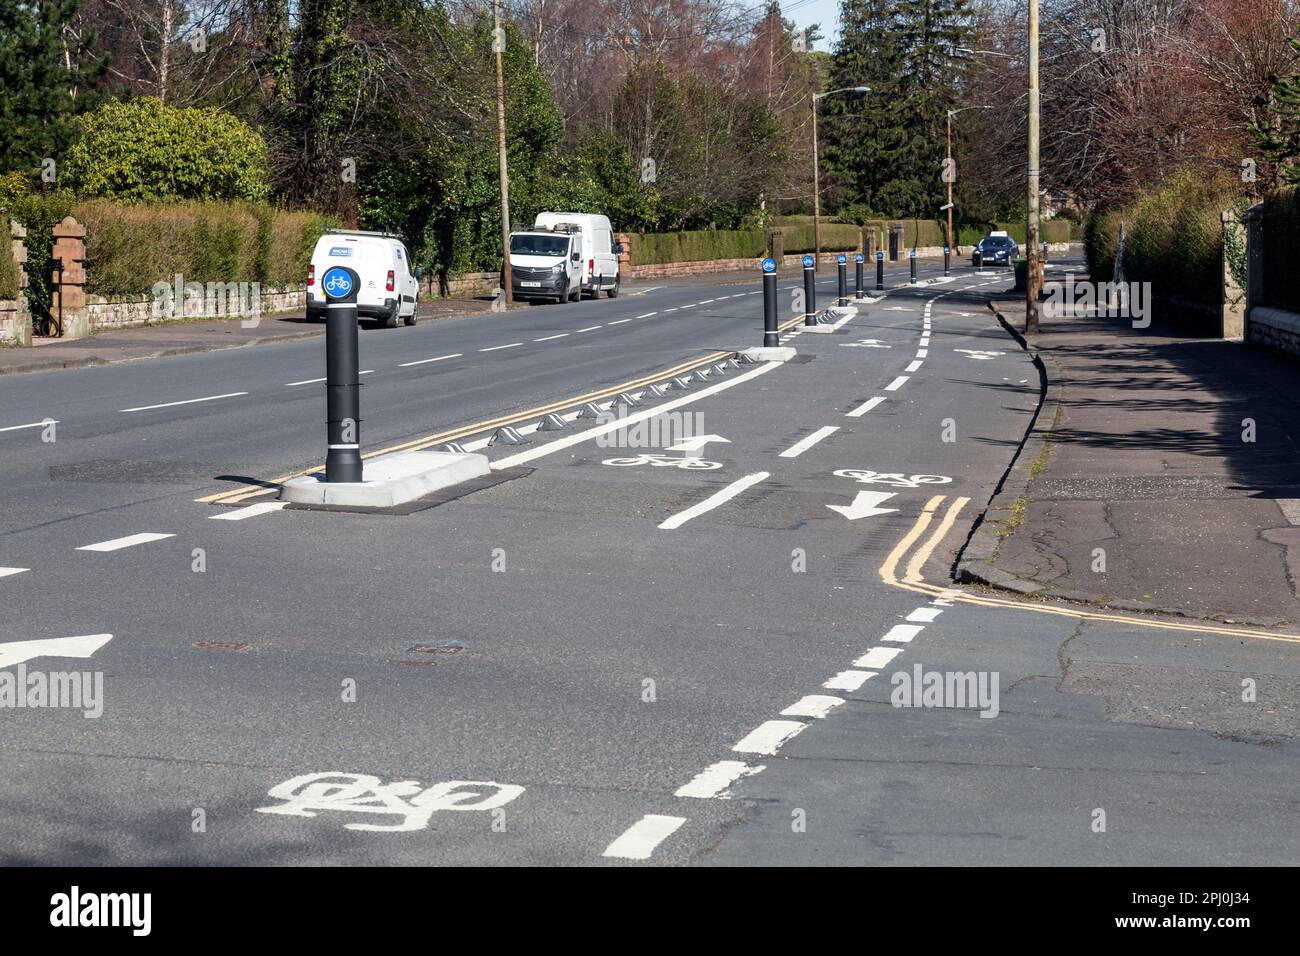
[[0, 237, 17, 300], [75, 200, 334, 295], [1083, 171, 1239, 309], [783, 223, 862, 253], [1262, 187, 1300, 313], [631, 229, 766, 266]]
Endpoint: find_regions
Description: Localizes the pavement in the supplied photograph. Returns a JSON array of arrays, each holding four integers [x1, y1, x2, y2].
[[965, 296, 1300, 629], [1, 255, 1296, 868]]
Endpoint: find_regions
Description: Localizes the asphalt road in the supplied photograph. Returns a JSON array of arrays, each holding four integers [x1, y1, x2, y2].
[[2, 257, 1296, 866]]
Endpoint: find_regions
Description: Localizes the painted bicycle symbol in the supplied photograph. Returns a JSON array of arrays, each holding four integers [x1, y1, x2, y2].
[[833, 469, 952, 488], [603, 454, 722, 471]]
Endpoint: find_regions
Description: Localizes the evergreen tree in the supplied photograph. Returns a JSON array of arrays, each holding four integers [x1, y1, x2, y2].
[[1252, 35, 1300, 186], [0, 0, 106, 176], [822, 0, 970, 219]]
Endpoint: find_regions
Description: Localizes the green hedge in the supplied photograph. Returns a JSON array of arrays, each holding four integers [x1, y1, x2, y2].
[[0, 225, 17, 300], [782, 223, 861, 253], [1083, 171, 1239, 310], [75, 200, 333, 295], [1262, 187, 1300, 313], [631, 229, 766, 266]]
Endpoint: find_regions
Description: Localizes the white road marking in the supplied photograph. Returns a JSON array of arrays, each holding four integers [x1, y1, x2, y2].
[[602, 815, 687, 860], [854, 646, 904, 669], [680, 304, 696, 309], [399, 353, 462, 367], [534, 333, 568, 342], [636, 312, 657, 318], [780, 695, 844, 719], [779, 425, 839, 458], [76, 532, 175, 552], [916, 348, 928, 358], [0, 567, 30, 578], [285, 377, 326, 387], [906, 607, 944, 623], [675, 760, 763, 799], [665, 434, 730, 453], [919, 336, 930, 346], [732, 719, 807, 755], [210, 502, 288, 521], [480, 343, 522, 352], [120, 392, 247, 413], [823, 670, 876, 691], [884, 375, 909, 391], [359, 370, 374, 375], [847, 396, 886, 418], [658, 471, 770, 530], [699, 299, 715, 304], [905, 360, 923, 373], [576, 325, 603, 333], [0, 420, 57, 433], [0, 633, 112, 669], [881, 624, 924, 643], [492, 362, 779, 470], [608, 318, 632, 325], [827, 490, 898, 521], [664, 307, 678, 312]]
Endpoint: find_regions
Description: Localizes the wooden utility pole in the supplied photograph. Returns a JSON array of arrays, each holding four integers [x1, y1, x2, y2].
[[494, 0, 513, 304], [1026, 0, 1041, 333]]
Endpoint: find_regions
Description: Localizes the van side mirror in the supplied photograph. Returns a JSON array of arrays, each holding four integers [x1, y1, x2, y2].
[[570, 251, 580, 262], [614, 243, 625, 254], [415, 266, 424, 279]]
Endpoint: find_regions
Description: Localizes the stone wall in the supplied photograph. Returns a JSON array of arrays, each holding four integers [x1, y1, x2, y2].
[[87, 284, 310, 331], [1247, 307, 1300, 360]]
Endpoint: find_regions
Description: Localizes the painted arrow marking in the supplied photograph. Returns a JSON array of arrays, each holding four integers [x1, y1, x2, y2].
[[826, 491, 899, 521], [0, 634, 113, 669], [665, 434, 730, 453], [954, 348, 1005, 360], [839, 339, 891, 349]]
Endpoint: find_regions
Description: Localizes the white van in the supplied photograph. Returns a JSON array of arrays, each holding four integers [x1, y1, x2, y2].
[[509, 226, 583, 303], [524, 212, 621, 300], [307, 230, 420, 327]]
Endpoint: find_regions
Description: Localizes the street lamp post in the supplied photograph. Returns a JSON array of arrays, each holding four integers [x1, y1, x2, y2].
[[493, 0, 512, 305], [944, 106, 996, 258], [1026, 0, 1041, 333], [811, 86, 870, 269]]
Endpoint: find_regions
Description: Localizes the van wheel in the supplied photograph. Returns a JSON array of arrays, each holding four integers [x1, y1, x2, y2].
[[569, 280, 580, 303], [557, 279, 569, 303], [384, 309, 401, 329], [606, 275, 620, 299], [403, 309, 416, 327]]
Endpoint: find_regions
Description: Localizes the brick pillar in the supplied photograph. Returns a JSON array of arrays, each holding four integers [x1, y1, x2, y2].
[[616, 233, 633, 273], [769, 228, 784, 262], [52, 216, 89, 339]]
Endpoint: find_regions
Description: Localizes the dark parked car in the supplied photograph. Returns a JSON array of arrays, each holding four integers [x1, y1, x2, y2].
[[972, 232, 1018, 268]]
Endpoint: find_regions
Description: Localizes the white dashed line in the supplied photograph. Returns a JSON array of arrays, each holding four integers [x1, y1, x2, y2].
[[534, 333, 568, 342], [602, 815, 687, 860], [823, 670, 876, 691], [77, 533, 175, 552], [906, 607, 944, 623], [904, 360, 923, 373], [733, 720, 807, 755], [916, 349, 928, 358], [608, 318, 632, 325], [699, 299, 715, 304], [847, 396, 886, 418], [881, 624, 924, 643], [0, 420, 57, 433], [0, 567, 29, 578], [658, 471, 770, 530], [675, 760, 763, 799], [778, 425, 839, 458], [884, 375, 909, 391], [285, 377, 326, 387], [399, 353, 462, 367], [854, 646, 905, 669], [120, 392, 247, 413], [636, 312, 657, 318], [480, 343, 522, 352], [209, 502, 288, 521], [576, 325, 602, 333], [780, 695, 844, 719]]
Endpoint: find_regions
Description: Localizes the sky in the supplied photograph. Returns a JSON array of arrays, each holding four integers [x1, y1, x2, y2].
[[778, 0, 842, 52]]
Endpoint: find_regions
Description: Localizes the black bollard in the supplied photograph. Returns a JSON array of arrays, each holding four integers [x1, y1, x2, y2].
[[944, 246, 951, 277], [876, 250, 885, 291], [837, 254, 847, 306], [762, 257, 779, 348], [909, 249, 917, 283], [802, 254, 817, 327], [854, 253, 864, 300], [321, 265, 363, 483]]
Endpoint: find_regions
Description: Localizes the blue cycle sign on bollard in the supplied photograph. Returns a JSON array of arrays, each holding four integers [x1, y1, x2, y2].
[[322, 267, 355, 301], [855, 253, 864, 263], [762, 257, 777, 273], [838, 254, 847, 264], [802, 255, 814, 269]]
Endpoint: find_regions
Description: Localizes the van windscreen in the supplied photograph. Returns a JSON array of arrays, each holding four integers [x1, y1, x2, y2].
[[511, 235, 569, 256]]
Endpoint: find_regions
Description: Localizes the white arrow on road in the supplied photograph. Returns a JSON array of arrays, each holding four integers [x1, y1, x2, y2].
[[839, 339, 891, 349], [0, 634, 113, 669], [665, 434, 730, 453], [826, 491, 899, 521]]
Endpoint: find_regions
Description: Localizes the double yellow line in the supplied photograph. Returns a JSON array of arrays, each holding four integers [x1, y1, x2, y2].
[[880, 495, 1300, 645], [198, 349, 736, 506]]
